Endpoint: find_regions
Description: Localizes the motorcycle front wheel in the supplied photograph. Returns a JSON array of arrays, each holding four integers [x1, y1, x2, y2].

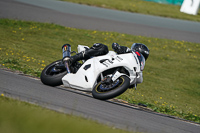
[[92, 76, 130, 100], [40, 59, 67, 86]]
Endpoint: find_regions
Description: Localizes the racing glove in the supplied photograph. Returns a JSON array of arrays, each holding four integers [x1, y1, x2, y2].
[[112, 43, 131, 54]]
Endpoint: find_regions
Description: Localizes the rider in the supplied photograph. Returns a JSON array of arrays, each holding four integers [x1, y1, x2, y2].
[[63, 43, 149, 87], [64, 43, 149, 63]]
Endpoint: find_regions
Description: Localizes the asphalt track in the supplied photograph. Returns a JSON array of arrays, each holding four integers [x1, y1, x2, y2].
[[1, 69, 200, 133], [0, 0, 200, 43], [0, 0, 200, 133]]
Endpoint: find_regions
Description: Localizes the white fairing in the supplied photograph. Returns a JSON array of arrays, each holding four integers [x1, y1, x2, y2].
[[62, 49, 142, 91]]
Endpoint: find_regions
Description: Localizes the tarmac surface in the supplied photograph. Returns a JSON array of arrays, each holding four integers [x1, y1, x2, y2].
[[0, 0, 200, 43], [0, 69, 200, 133]]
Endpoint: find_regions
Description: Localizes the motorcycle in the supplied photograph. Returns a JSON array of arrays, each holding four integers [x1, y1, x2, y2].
[[41, 44, 143, 100]]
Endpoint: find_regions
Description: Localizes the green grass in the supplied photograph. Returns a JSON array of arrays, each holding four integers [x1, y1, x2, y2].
[[0, 96, 131, 133], [61, 0, 200, 22], [0, 19, 200, 123]]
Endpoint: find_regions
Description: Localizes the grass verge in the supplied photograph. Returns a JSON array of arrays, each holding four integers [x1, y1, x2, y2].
[[0, 96, 131, 133], [61, 0, 200, 22], [0, 19, 200, 123]]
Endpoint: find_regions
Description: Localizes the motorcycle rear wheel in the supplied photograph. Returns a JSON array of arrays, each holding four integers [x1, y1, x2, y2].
[[40, 59, 67, 86], [92, 76, 130, 100]]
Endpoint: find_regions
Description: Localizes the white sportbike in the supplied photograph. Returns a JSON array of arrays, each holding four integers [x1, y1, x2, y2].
[[41, 45, 144, 100]]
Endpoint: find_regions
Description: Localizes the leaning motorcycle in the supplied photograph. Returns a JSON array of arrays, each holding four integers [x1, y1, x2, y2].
[[41, 44, 143, 100]]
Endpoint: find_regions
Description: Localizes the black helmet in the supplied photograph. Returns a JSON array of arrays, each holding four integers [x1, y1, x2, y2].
[[131, 43, 149, 60]]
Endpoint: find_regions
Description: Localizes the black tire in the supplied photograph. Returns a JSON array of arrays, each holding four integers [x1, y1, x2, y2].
[[40, 60, 67, 86], [92, 76, 130, 100]]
